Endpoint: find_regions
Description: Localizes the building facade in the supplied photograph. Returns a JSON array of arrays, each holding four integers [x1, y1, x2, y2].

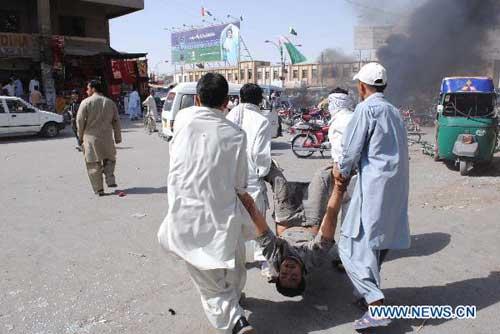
[[174, 60, 364, 90], [0, 0, 144, 109]]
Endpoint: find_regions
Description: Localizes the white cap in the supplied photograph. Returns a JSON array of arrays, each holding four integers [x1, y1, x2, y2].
[[353, 62, 387, 86]]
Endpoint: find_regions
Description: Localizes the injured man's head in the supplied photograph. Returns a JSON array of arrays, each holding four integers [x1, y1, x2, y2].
[[276, 255, 306, 297]]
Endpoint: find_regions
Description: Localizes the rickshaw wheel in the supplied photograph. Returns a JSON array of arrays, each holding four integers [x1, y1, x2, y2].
[[459, 160, 471, 176]]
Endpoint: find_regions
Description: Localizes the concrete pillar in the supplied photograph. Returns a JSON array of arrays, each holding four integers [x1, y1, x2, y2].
[[37, 0, 56, 111]]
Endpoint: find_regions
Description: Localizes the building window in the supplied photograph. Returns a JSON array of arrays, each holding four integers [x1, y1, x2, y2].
[[60, 16, 86, 37], [312, 68, 318, 78], [0, 11, 20, 33], [227, 73, 233, 81], [247, 69, 253, 80], [189, 74, 194, 82], [257, 71, 262, 80], [292, 70, 298, 79], [240, 69, 245, 80], [302, 69, 308, 78], [265, 71, 270, 80], [273, 70, 278, 80], [234, 74, 238, 81]]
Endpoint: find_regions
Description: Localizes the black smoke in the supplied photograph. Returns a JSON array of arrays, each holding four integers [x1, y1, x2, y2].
[[377, 0, 500, 106]]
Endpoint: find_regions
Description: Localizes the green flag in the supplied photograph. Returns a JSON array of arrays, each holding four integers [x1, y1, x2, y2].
[[289, 27, 298, 36], [282, 37, 306, 64]]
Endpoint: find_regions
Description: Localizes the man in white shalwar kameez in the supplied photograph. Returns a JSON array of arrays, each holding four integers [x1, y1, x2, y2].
[[226, 83, 273, 273], [127, 87, 141, 120], [227, 84, 271, 217], [142, 90, 158, 130], [157, 73, 256, 334]]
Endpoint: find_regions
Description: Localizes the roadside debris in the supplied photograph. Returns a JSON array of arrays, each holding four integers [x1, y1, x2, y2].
[[128, 252, 146, 258]]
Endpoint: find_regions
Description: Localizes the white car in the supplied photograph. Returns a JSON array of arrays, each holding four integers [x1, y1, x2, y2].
[[161, 82, 280, 138], [0, 96, 65, 138]]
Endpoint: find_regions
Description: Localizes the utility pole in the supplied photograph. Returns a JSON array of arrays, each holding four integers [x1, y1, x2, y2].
[[37, 0, 55, 111], [265, 40, 286, 88], [320, 51, 324, 89]]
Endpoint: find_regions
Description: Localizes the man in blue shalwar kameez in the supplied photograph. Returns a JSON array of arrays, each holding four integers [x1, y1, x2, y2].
[[334, 62, 411, 330]]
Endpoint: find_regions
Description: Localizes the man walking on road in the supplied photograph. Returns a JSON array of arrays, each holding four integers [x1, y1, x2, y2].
[[142, 89, 158, 131], [335, 62, 410, 330], [128, 85, 141, 120], [68, 89, 82, 151], [77, 80, 122, 196], [157, 73, 257, 334]]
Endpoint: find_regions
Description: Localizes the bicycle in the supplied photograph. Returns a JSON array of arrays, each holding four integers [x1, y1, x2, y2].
[[143, 111, 157, 135]]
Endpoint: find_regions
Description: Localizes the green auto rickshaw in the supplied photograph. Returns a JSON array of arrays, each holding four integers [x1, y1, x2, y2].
[[434, 77, 499, 175]]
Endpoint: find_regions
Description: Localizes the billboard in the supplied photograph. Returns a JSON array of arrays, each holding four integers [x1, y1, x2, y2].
[[171, 22, 240, 65]]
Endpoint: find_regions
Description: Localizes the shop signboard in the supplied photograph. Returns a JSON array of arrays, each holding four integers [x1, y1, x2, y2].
[[0, 33, 37, 58]]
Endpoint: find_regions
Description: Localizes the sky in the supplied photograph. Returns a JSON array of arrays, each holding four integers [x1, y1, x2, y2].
[[109, 0, 417, 75]]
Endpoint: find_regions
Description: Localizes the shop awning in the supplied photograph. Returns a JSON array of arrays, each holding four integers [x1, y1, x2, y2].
[[64, 38, 147, 58]]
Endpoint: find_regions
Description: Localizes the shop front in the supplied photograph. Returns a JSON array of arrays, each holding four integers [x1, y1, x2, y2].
[[54, 37, 148, 114]]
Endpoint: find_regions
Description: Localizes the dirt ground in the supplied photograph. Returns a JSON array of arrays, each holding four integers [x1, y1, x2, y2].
[[1, 121, 499, 334]]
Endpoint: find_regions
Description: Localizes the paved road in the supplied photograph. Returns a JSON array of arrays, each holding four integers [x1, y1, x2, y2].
[[1, 120, 499, 334]]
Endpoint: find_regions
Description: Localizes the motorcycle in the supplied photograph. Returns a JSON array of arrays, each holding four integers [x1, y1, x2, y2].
[[290, 121, 331, 158]]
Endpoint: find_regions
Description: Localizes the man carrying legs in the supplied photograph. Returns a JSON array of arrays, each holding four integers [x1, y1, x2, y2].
[[334, 62, 411, 330]]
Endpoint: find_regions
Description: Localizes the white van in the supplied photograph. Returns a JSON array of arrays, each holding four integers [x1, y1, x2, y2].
[[161, 82, 279, 138], [0, 96, 65, 138]]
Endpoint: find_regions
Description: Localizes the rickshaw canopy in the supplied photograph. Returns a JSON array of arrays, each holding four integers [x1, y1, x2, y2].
[[441, 77, 495, 94]]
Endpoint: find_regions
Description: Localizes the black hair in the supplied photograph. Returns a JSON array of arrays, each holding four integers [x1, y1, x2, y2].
[[196, 73, 228, 108], [240, 83, 263, 105], [330, 87, 349, 95], [276, 278, 306, 298], [88, 80, 103, 94], [366, 83, 387, 93]]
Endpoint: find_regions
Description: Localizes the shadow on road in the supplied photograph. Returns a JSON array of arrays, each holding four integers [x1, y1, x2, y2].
[[0, 128, 74, 143], [386, 232, 451, 262], [386, 271, 500, 330], [119, 186, 167, 195], [246, 270, 500, 334], [272, 141, 291, 150], [469, 156, 500, 177]]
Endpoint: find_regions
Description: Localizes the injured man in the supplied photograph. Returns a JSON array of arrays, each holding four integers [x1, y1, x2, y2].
[[238, 175, 348, 298]]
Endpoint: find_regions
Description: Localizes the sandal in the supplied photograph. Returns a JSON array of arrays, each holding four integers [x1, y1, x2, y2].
[[353, 310, 391, 330]]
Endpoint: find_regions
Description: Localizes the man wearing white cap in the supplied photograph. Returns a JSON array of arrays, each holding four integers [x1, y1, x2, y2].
[[334, 62, 410, 330]]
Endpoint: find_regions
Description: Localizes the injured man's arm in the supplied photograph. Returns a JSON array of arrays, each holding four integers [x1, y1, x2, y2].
[[318, 182, 346, 241], [238, 192, 270, 236]]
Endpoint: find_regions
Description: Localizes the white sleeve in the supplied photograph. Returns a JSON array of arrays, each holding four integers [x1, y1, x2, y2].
[[253, 120, 272, 178], [235, 133, 249, 194]]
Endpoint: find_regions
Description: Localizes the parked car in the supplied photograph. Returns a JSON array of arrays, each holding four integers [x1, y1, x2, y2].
[[0, 96, 65, 138], [161, 82, 280, 139]]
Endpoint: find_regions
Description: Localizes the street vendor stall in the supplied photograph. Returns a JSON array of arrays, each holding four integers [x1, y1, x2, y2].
[[53, 37, 148, 114]]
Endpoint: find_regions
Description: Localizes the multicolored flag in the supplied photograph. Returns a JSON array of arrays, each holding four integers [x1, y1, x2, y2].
[[201, 7, 212, 16], [280, 36, 306, 64]]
